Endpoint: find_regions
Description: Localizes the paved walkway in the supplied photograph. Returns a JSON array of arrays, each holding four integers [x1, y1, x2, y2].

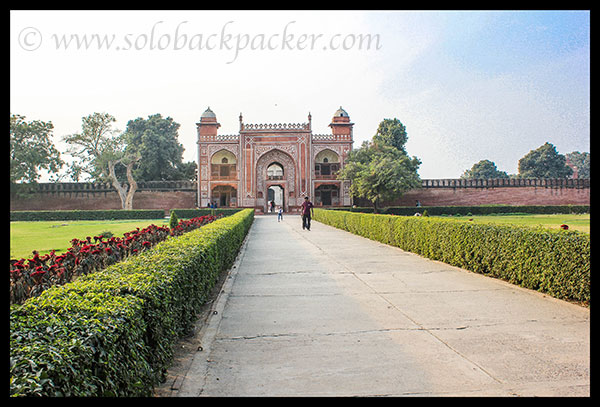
[[164, 214, 589, 397]]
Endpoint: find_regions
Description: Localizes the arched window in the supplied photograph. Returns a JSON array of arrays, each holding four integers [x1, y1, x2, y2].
[[211, 150, 237, 180], [314, 150, 340, 179], [267, 163, 284, 180]]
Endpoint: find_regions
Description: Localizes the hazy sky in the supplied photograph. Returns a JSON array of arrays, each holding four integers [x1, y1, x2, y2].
[[10, 10, 590, 180]]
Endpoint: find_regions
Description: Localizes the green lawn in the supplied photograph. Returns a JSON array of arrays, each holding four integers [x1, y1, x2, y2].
[[436, 213, 590, 233], [11, 213, 590, 260], [10, 219, 169, 260]]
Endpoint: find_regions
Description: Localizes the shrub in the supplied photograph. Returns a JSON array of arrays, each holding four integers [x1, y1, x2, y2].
[[328, 204, 590, 216], [99, 230, 114, 239], [168, 211, 179, 229], [10, 209, 166, 222], [10, 209, 254, 396], [170, 208, 242, 218], [313, 209, 590, 305]]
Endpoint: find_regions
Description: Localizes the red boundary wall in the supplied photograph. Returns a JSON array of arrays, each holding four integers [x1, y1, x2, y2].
[[10, 179, 590, 213], [365, 178, 590, 207]]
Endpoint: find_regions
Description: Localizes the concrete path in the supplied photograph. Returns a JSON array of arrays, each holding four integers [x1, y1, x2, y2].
[[166, 214, 589, 397]]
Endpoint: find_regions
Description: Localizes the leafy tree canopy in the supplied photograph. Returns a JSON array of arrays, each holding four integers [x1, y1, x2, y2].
[[123, 114, 195, 181], [518, 142, 572, 178], [461, 159, 509, 179], [10, 114, 63, 183], [565, 151, 590, 178], [63, 112, 142, 209], [372, 118, 408, 152], [338, 118, 421, 212], [62, 112, 123, 182]]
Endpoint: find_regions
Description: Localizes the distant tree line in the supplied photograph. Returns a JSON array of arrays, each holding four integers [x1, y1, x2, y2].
[[10, 112, 197, 209], [461, 142, 589, 180]]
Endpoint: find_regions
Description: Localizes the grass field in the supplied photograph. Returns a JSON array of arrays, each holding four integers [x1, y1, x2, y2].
[[10, 219, 169, 260], [10, 213, 590, 260], [435, 213, 590, 233]]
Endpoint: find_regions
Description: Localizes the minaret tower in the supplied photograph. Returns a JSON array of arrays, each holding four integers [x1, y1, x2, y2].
[[328, 106, 354, 140], [197, 107, 221, 141]]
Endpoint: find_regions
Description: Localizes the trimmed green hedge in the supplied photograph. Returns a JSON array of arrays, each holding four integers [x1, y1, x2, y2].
[[170, 208, 242, 218], [328, 204, 590, 216], [313, 209, 590, 305], [10, 209, 254, 397], [10, 209, 166, 221]]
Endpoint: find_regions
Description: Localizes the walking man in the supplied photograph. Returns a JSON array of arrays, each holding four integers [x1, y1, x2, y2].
[[301, 196, 314, 231]]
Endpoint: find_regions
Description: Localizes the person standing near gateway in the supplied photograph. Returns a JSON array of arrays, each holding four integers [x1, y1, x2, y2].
[[301, 196, 314, 231]]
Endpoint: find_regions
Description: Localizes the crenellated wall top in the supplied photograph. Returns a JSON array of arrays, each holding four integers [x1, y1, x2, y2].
[[12, 178, 589, 195], [240, 122, 311, 132]]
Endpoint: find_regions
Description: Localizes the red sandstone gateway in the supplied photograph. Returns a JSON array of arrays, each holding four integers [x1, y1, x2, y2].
[[197, 107, 354, 213]]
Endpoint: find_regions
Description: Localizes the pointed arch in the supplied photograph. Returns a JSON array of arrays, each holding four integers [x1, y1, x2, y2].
[[210, 149, 237, 180], [256, 148, 297, 212]]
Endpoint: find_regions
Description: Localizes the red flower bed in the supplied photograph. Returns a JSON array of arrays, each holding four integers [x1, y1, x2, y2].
[[10, 215, 220, 305], [169, 215, 219, 236]]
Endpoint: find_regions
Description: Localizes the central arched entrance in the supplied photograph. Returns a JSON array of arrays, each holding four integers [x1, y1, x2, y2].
[[256, 149, 296, 213], [267, 184, 284, 212]]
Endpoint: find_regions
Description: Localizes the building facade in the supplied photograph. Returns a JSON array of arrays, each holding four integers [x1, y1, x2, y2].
[[196, 107, 354, 212]]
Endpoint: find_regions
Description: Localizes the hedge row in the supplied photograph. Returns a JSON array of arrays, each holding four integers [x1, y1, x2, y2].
[[10, 209, 166, 221], [9, 208, 246, 222], [313, 209, 590, 305], [11, 205, 589, 222], [10, 209, 254, 397], [170, 208, 243, 218], [328, 204, 590, 216]]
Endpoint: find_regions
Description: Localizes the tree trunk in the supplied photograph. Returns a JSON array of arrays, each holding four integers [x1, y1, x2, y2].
[[372, 198, 379, 214], [124, 160, 138, 210], [107, 156, 139, 210], [108, 159, 128, 209]]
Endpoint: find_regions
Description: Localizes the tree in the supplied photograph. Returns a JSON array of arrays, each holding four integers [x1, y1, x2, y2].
[[518, 142, 572, 178], [175, 161, 198, 181], [63, 112, 121, 181], [338, 118, 421, 213], [461, 159, 509, 179], [106, 155, 141, 211], [63, 112, 140, 210], [10, 114, 63, 183], [565, 151, 590, 178], [372, 118, 408, 152], [169, 211, 179, 229], [122, 114, 193, 181]]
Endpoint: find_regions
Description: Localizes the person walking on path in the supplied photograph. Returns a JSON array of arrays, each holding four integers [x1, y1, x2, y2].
[[301, 196, 314, 230], [277, 206, 283, 222]]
